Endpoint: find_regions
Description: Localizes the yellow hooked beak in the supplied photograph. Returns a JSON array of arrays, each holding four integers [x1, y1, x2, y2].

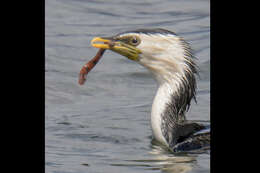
[[91, 37, 141, 61]]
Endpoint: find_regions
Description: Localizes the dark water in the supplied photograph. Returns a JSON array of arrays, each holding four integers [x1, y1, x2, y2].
[[45, 0, 210, 172]]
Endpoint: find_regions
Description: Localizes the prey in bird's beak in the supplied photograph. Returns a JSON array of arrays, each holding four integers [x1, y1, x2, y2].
[[91, 36, 142, 61]]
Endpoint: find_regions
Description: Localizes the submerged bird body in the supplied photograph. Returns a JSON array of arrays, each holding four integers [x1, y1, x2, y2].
[[91, 28, 210, 152]]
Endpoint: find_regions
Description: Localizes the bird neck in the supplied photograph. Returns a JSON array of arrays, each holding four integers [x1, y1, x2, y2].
[[150, 70, 197, 147]]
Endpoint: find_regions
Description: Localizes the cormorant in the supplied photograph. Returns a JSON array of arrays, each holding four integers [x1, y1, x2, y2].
[[91, 28, 210, 153]]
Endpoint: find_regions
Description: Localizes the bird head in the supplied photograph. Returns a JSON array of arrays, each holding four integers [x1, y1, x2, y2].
[[91, 28, 197, 85]]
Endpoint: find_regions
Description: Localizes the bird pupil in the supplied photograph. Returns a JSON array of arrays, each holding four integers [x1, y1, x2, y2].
[[132, 37, 138, 44]]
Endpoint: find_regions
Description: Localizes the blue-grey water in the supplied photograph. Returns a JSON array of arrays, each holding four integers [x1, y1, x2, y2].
[[45, 0, 210, 172]]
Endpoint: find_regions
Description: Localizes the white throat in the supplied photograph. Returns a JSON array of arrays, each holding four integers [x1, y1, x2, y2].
[[150, 81, 178, 146]]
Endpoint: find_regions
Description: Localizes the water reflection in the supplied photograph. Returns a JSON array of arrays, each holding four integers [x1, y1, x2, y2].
[[148, 142, 195, 173], [109, 140, 205, 173]]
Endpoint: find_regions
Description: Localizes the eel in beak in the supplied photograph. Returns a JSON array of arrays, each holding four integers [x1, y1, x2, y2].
[[78, 48, 106, 85], [78, 36, 141, 85]]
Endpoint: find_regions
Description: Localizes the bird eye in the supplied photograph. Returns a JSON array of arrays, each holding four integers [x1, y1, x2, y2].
[[130, 36, 140, 46]]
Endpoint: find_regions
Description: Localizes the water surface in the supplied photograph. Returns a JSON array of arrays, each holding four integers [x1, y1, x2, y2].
[[45, 0, 210, 172]]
